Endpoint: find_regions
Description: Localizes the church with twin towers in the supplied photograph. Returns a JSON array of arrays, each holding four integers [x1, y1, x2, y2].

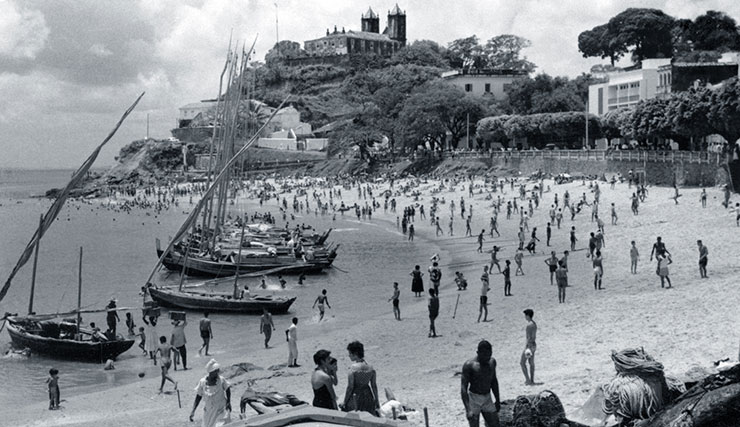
[[303, 4, 407, 59]]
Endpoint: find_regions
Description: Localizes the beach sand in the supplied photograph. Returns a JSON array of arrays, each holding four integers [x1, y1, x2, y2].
[[2, 177, 739, 426]]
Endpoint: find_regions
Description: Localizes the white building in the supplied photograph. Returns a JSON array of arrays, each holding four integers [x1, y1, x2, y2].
[[177, 101, 218, 127], [442, 69, 525, 100], [588, 58, 671, 116]]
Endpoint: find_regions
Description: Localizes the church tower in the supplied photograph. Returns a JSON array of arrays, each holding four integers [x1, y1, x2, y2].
[[387, 4, 406, 46], [361, 7, 380, 33]]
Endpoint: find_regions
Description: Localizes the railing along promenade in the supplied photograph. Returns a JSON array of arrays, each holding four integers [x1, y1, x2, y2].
[[440, 149, 724, 165]]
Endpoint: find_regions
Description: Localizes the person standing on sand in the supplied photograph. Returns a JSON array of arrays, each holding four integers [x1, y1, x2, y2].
[[701, 188, 707, 208], [478, 266, 490, 323], [514, 249, 524, 276], [570, 226, 577, 251], [556, 261, 567, 303], [545, 251, 558, 285], [260, 308, 275, 348], [466, 216, 472, 237], [286, 317, 300, 367], [190, 359, 231, 427], [449, 216, 454, 236], [198, 312, 213, 357], [546, 222, 552, 246], [657, 254, 673, 288], [47, 368, 60, 410], [142, 315, 158, 361], [435, 217, 443, 236], [410, 265, 424, 297], [312, 289, 332, 321], [389, 282, 401, 320], [630, 241, 639, 274], [408, 224, 414, 241], [593, 250, 604, 290], [171, 319, 188, 370], [477, 230, 485, 253], [521, 309, 537, 385], [503, 260, 512, 297], [428, 288, 439, 338], [697, 240, 708, 278], [650, 236, 670, 262], [461, 340, 501, 427]]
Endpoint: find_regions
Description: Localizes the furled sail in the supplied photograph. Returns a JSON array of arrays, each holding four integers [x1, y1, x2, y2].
[[0, 93, 145, 303]]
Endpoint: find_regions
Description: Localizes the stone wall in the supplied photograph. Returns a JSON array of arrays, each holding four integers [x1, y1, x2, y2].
[[435, 156, 729, 187]]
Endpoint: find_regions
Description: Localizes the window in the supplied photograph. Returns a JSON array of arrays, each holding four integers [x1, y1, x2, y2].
[[464, 84, 473, 92], [503, 83, 511, 93], [484, 83, 491, 93]]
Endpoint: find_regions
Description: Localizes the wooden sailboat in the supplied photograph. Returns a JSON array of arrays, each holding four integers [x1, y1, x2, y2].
[[1, 94, 143, 362], [144, 40, 302, 314]]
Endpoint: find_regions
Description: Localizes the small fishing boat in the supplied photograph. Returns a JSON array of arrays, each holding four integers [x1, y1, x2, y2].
[[5, 316, 134, 363], [148, 287, 296, 314]]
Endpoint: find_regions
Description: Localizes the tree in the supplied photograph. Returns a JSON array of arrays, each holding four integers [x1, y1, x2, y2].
[[504, 74, 583, 114], [482, 35, 536, 73], [708, 77, 740, 155], [389, 40, 449, 68], [578, 24, 626, 66], [447, 36, 485, 70], [689, 11, 740, 52], [628, 98, 673, 146], [397, 82, 486, 149], [579, 8, 675, 64], [265, 40, 305, 64], [601, 108, 633, 140], [476, 115, 511, 148], [667, 87, 715, 150]]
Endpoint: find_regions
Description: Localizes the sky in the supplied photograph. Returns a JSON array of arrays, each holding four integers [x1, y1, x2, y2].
[[1, 0, 739, 169]]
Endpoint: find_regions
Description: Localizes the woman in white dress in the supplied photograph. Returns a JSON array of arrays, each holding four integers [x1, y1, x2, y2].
[[142, 315, 158, 360]]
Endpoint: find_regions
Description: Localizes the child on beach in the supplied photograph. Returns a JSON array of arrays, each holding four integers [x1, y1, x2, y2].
[[514, 249, 524, 276], [137, 326, 146, 354], [657, 254, 673, 288], [47, 368, 60, 410], [125, 312, 135, 337]]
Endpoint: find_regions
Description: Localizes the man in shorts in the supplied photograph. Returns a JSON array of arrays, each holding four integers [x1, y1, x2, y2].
[[697, 240, 708, 278], [198, 312, 213, 357], [520, 309, 537, 385], [477, 266, 490, 323], [461, 340, 501, 427]]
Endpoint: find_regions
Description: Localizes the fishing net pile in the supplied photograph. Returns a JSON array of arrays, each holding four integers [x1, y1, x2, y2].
[[601, 348, 673, 422]]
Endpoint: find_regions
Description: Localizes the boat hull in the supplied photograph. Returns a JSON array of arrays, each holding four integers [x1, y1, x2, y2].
[[149, 288, 296, 314], [157, 249, 335, 278], [6, 321, 134, 363]]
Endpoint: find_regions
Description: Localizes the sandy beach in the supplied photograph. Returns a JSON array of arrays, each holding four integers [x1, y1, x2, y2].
[[2, 176, 739, 427]]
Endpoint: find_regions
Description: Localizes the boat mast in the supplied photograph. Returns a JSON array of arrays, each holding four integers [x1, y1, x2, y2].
[[27, 214, 43, 315], [233, 219, 246, 299], [76, 247, 83, 340]]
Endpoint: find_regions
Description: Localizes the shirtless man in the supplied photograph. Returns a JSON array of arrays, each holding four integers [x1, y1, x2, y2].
[[312, 289, 332, 321], [697, 240, 708, 278], [489, 246, 502, 273], [388, 282, 401, 320], [477, 266, 490, 323], [520, 309, 537, 385], [461, 340, 501, 427]]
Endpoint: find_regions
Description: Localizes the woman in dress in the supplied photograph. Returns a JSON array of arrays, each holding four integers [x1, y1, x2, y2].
[[657, 254, 672, 289], [190, 359, 231, 427], [311, 350, 338, 409], [410, 265, 424, 297], [342, 341, 380, 416], [142, 315, 158, 361]]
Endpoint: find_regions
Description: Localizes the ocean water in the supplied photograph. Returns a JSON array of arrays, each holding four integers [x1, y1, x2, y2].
[[0, 169, 443, 407]]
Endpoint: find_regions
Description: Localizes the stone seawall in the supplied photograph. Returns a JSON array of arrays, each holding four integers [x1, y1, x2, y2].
[[435, 156, 729, 187]]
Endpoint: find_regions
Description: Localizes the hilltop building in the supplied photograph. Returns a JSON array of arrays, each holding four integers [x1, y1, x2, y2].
[[285, 5, 406, 65]]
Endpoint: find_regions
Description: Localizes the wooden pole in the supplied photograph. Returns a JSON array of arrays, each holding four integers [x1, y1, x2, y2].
[[28, 214, 43, 315], [233, 220, 246, 299], [423, 407, 429, 427], [452, 294, 460, 319], [76, 247, 83, 340]]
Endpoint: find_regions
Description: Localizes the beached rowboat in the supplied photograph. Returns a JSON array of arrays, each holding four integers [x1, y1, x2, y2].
[[5, 317, 134, 363], [230, 405, 398, 427], [148, 287, 296, 314]]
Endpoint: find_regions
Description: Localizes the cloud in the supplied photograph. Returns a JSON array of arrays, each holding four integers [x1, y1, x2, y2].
[[0, 1, 49, 60], [89, 44, 113, 57]]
